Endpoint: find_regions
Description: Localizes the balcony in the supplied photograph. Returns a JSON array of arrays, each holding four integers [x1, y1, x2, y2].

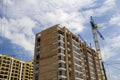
[[58, 62, 66, 68], [58, 34, 64, 42], [75, 72, 83, 79], [58, 70, 66, 78], [58, 48, 65, 55], [36, 45, 40, 49]]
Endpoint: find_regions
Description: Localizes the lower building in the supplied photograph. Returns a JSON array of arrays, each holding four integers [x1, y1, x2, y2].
[[0, 54, 33, 80]]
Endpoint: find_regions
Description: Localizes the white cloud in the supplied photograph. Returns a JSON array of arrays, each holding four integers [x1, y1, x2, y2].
[[1, 0, 120, 79], [73, 0, 116, 24], [109, 13, 120, 26], [0, 0, 97, 54], [5, 0, 98, 32], [112, 75, 120, 80], [100, 0, 116, 11], [1, 0, 118, 57], [116, 58, 120, 61], [90, 0, 115, 16], [0, 17, 36, 55], [4, 0, 116, 33], [102, 34, 120, 61]]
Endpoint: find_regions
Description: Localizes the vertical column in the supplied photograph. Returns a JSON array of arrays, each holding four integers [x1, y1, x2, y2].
[[33, 34, 39, 80], [9, 58, 14, 80], [69, 34, 76, 80], [19, 62, 23, 80], [33, 35, 36, 80], [78, 41, 84, 79], [63, 27, 69, 80], [92, 50, 98, 80], [83, 45, 91, 80]]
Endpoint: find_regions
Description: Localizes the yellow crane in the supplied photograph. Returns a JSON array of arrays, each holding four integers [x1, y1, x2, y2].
[[90, 16, 107, 80]]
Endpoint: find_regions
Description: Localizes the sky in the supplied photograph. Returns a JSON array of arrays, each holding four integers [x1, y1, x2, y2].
[[0, 0, 120, 79]]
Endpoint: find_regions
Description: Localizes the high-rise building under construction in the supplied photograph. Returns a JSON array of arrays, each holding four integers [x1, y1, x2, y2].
[[34, 25, 105, 80], [0, 54, 33, 80]]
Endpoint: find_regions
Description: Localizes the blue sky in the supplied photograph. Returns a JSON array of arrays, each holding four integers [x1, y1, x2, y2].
[[0, 0, 120, 79]]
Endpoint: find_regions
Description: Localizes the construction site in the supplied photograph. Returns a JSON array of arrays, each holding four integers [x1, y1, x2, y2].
[[1, 0, 120, 80], [34, 17, 107, 80], [0, 17, 108, 80]]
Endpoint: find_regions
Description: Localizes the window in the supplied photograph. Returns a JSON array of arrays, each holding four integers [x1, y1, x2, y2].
[[35, 67, 39, 71], [2, 64, 5, 66], [75, 72, 83, 78], [69, 64, 71, 67], [75, 65, 82, 71], [0, 75, 3, 78], [36, 48, 40, 53], [74, 53, 80, 59], [4, 76, 7, 78], [58, 63, 66, 68], [58, 42, 64, 47], [36, 61, 39, 65], [58, 35, 61, 40], [58, 70, 66, 75], [58, 42, 61, 46], [7, 58, 10, 60], [72, 40, 79, 48], [58, 48, 65, 54], [37, 38, 40, 42], [58, 55, 65, 61], [36, 55, 40, 60], [35, 74, 39, 80], [58, 48, 61, 53], [58, 34, 64, 41], [74, 58, 81, 65], [3, 57, 7, 59], [73, 46, 80, 53]]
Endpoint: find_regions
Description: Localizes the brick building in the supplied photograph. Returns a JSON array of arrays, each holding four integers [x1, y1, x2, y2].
[[34, 25, 104, 80]]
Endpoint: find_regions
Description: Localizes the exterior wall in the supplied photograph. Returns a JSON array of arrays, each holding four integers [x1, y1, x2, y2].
[[0, 54, 33, 80], [34, 26, 58, 80], [22, 61, 33, 80], [0, 54, 12, 80], [34, 25, 105, 80], [10, 58, 22, 80]]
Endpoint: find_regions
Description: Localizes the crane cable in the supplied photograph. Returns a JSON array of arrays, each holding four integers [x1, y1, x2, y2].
[[104, 61, 120, 80], [105, 64, 111, 80]]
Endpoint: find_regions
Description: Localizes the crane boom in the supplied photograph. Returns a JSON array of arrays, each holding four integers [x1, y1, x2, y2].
[[90, 16, 107, 80], [97, 29, 105, 40]]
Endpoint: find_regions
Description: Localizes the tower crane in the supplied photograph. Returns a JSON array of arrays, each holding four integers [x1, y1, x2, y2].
[[90, 16, 107, 80]]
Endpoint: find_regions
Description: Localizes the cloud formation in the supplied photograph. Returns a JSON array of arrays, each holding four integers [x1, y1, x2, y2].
[[1, 0, 120, 80], [102, 34, 120, 61], [0, 17, 36, 54], [110, 14, 120, 26], [0, 0, 119, 59], [1, 0, 98, 54]]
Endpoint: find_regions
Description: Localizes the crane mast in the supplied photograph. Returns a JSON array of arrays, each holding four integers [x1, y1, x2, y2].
[[90, 16, 107, 80]]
